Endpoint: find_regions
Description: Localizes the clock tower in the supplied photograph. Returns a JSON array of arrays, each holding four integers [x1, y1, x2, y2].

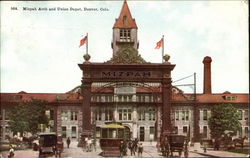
[[112, 0, 139, 57]]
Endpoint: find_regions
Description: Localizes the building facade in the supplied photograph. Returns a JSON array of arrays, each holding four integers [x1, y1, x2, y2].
[[0, 1, 249, 142]]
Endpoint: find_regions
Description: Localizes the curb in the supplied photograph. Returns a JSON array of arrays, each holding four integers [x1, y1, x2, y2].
[[190, 151, 220, 158]]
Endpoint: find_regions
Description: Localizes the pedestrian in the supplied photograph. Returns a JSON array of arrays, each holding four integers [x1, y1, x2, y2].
[[119, 141, 124, 157], [138, 143, 143, 157], [8, 145, 14, 158], [131, 140, 136, 156], [66, 137, 71, 148], [134, 138, 139, 152], [123, 140, 128, 156], [128, 140, 133, 156], [86, 137, 92, 152]]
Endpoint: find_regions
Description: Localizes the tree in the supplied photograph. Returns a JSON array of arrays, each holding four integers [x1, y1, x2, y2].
[[208, 103, 241, 139], [8, 99, 49, 136]]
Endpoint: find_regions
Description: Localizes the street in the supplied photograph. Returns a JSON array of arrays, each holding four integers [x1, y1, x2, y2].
[[0, 140, 210, 158]]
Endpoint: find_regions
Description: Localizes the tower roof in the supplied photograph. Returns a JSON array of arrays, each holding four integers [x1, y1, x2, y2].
[[113, 0, 137, 29]]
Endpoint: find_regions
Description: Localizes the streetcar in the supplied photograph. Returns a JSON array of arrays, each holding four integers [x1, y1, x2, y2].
[[99, 122, 125, 157]]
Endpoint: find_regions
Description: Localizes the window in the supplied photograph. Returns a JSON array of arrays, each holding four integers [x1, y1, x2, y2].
[[238, 127, 242, 137], [181, 111, 185, 120], [137, 95, 148, 102], [70, 111, 77, 121], [119, 108, 132, 121], [238, 110, 243, 120], [100, 96, 105, 102], [183, 126, 188, 133], [104, 108, 113, 121], [138, 108, 145, 121], [150, 127, 155, 134], [185, 111, 189, 121], [175, 111, 179, 121], [61, 111, 69, 121], [95, 108, 102, 121], [225, 96, 237, 100], [102, 129, 108, 138], [124, 95, 128, 102], [244, 127, 249, 137], [120, 29, 131, 41], [118, 95, 122, 102], [128, 95, 132, 102], [123, 109, 127, 120], [203, 126, 208, 138], [128, 109, 132, 120], [149, 108, 156, 121], [203, 110, 208, 120], [105, 96, 109, 102], [121, 95, 133, 102], [245, 110, 249, 120]]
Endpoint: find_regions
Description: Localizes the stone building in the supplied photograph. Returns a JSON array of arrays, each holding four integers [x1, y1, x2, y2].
[[0, 1, 249, 142]]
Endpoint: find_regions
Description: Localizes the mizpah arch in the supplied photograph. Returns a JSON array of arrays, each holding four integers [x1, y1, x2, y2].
[[78, 60, 175, 140]]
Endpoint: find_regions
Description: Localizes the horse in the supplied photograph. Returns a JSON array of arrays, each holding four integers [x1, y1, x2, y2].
[[160, 135, 170, 157], [233, 136, 247, 149]]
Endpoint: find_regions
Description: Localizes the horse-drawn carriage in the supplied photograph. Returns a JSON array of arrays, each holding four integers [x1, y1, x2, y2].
[[99, 122, 125, 157], [160, 134, 188, 158]]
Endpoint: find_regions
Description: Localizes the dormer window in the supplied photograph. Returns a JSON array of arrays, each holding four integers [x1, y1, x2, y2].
[[122, 16, 127, 25], [120, 29, 131, 41], [225, 96, 237, 100]]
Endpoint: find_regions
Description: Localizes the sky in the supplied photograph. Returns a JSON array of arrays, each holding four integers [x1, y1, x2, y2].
[[0, 1, 249, 94]]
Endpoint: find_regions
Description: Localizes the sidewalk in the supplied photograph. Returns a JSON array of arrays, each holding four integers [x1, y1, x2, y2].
[[190, 147, 249, 157], [62, 140, 208, 158]]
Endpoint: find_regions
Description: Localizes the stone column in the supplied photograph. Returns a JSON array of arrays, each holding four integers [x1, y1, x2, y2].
[[193, 104, 200, 142], [81, 81, 92, 137], [162, 80, 172, 135], [53, 106, 58, 134], [133, 106, 137, 139]]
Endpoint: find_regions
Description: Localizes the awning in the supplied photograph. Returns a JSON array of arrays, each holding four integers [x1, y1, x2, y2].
[[100, 124, 125, 129]]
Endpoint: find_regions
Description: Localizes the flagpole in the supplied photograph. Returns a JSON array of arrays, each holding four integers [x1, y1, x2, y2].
[[162, 35, 164, 63], [86, 33, 88, 55]]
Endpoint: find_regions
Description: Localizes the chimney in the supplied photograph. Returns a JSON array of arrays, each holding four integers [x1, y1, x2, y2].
[[203, 56, 212, 94]]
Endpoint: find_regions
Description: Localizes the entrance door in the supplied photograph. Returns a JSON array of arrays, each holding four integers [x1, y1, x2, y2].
[[139, 127, 145, 141], [124, 126, 131, 140], [61, 126, 67, 138], [71, 126, 77, 138]]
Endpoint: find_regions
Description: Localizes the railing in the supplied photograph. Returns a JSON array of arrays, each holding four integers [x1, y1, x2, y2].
[[91, 94, 162, 103]]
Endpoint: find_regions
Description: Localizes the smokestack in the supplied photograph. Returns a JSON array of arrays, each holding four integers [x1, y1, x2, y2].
[[203, 56, 212, 94]]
